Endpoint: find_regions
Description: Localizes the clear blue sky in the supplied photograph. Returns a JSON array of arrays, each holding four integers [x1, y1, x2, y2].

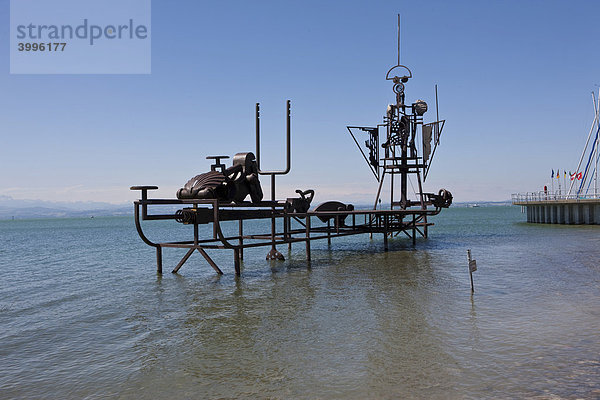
[[1, 0, 600, 204]]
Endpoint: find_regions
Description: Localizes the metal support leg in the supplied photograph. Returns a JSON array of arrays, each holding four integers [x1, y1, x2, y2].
[[383, 215, 389, 251], [287, 216, 292, 250], [412, 214, 416, 246], [327, 220, 331, 246], [172, 248, 195, 273], [266, 204, 284, 260], [306, 216, 311, 264], [156, 246, 162, 274], [234, 249, 241, 276], [238, 220, 244, 260], [197, 248, 223, 275], [267, 245, 285, 260], [373, 170, 386, 210]]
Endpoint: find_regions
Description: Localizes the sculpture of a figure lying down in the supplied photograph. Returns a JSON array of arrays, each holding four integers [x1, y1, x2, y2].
[[177, 152, 263, 203]]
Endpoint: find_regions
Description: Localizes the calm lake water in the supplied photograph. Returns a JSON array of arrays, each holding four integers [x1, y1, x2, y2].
[[1, 206, 599, 399]]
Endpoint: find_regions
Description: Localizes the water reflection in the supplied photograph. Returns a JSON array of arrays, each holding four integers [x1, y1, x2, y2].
[[113, 210, 600, 398], [468, 294, 480, 350], [2, 210, 599, 399], [124, 244, 471, 398]]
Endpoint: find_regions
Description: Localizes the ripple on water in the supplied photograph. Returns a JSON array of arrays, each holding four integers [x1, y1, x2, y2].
[[1, 210, 600, 399]]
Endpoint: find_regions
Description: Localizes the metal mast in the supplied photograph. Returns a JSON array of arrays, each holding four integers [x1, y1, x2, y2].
[[347, 14, 447, 212]]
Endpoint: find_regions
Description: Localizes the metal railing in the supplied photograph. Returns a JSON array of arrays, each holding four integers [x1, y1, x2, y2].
[[511, 192, 600, 203]]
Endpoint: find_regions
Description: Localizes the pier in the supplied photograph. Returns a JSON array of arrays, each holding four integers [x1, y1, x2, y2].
[[512, 193, 600, 224]]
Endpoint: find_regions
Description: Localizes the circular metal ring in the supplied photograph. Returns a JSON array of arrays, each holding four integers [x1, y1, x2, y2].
[[393, 82, 405, 95]]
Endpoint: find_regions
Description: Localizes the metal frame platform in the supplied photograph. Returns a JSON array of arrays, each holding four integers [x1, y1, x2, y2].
[[132, 189, 443, 275]]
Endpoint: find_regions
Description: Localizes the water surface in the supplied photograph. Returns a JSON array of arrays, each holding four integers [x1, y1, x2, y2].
[[1, 207, 599, 399]]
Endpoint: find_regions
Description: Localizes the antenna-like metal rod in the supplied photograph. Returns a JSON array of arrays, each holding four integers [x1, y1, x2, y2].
[[256, 102, 260, 168], [435, 84, 439, 136], [397, 14, 401, 65]]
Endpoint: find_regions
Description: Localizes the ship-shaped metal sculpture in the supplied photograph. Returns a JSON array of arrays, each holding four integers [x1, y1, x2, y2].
[[130, 17, 452, 275]]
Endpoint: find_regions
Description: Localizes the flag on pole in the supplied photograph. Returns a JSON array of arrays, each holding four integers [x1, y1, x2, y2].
[[577, 172, 583, 180], [551, 169, 554, 178], [571, 172, 576, 180], [556, 170, 560, 178]]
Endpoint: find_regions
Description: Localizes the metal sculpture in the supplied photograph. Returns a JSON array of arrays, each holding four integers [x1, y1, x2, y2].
[[130, 16, 452, 276], [177, 152, 263, 203], [347, 69, 450, 212], [346, 15, 451, 240]]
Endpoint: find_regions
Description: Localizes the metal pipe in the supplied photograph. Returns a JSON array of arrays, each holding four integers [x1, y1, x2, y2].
[[156, 247, 162, 274], [271, 174, 275, 202], [256, 100, 291, 175], [383, 215, 388, 251], [397, 14, 400, 66], [412, 213, 416, 245], [238, 220, 243, 260], [234, 249, 241, 276], [172, 248, 195, 273], [133, 202, 159, 247], [305, 216, 311, 264], [256, 102, 260, 169], [285, 215, 292, 250], [197, 248, 223, 275]]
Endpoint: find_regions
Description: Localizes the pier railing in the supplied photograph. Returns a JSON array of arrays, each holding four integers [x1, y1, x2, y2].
[[512, 192, 600, 204]]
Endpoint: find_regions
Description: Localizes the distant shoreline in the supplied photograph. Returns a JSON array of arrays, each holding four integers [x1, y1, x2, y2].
[[0, 201, 513, 221]]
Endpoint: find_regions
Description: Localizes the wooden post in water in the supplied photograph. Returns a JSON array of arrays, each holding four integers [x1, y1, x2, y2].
[[467, 249, 477, 293]]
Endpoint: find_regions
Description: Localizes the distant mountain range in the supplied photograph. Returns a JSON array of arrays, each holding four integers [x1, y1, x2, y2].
[[0, 195, 131, 219], [0, 195, 512, 220]]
